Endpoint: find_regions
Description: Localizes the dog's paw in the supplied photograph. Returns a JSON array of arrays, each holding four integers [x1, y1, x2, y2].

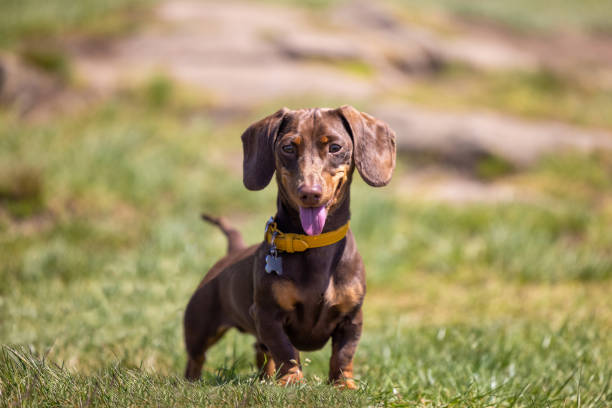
[[278, 368, 304, 386], [332, 378, 358, 390]]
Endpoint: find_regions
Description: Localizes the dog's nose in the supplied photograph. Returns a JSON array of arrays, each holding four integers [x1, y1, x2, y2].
[[298, 184, 322, 206]]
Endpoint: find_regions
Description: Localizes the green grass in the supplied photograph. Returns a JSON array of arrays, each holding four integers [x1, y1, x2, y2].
[[1, 87, 612, 406], [394, 0, 612, 34], [401, 66, 612, 130], [4, 0, 612, 51], [320, 59, 377, 79], [2, 320, 611, 406], [263, 0, 612, 33], [0, 0, 155, 49], [2, 1, 612, 403], [19, 46, 72, 82]]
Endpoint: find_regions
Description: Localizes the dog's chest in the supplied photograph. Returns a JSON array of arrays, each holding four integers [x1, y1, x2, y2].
[[276, 276, 363, 350], [321, 277, 364, 315], [271, 275, 362, 313]]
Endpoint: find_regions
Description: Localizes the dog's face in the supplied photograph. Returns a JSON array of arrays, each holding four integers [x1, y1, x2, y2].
[[242, 106, 396, 235], [275, 109, 353, 235]]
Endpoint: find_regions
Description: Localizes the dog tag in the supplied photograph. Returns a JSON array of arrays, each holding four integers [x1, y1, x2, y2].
[[265, 230, 283, 275], [265, 253, 283, 275]]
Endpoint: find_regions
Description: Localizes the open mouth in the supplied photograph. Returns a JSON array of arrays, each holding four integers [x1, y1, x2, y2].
[[297, 175, 345, 236], [299, 205, 328, 236]]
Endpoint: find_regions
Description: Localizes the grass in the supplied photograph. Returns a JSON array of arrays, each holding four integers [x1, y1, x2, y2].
[[18, 46, 72, 82], [1, 0, 612, 405], [401, 66, 612, 130], [394, 0, 612, 34], [323, 60, 377, 79], [263, 0, 612, 33], [2, 320, 610, 406], [0, 165, 45, 219], [4, 0, 612, 51], [1, 87, 611, 406], [0, 0, 155, 49]]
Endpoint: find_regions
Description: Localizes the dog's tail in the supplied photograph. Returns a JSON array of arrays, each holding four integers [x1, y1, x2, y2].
[[201, 213, 246, 254]]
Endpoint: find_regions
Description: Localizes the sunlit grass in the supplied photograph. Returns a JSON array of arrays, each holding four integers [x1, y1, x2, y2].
[[394, 0, 612, 33], [2, 0, 612, 405], [5, 0, 612, 52], [0, 0, 155, 49], [264, 0, 612, 33], [1, 90, 612, 405], [401, 66, 612, 130], [2, 317, 610, 406]]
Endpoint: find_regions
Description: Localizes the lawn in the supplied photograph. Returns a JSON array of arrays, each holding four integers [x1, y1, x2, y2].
[[1, 0, 612, 406], [394, 0, 612, 33], [1, 89, 611, 406], [4, 0, 612, 50]]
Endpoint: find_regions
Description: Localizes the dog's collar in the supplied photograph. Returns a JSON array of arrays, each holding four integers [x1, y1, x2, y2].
[[264, 217, 349, 253]]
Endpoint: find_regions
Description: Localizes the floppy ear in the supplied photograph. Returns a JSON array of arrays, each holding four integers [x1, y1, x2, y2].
[[339, 105, 396, 187], [241, 108, 289, 190]]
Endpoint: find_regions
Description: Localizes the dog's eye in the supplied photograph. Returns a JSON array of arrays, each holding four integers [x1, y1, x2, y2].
[[282, 145, 295, 154], [329, 144, 342, 153]]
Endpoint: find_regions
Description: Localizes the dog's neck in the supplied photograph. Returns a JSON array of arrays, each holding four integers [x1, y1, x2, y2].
[[274, 189, 351, 236]]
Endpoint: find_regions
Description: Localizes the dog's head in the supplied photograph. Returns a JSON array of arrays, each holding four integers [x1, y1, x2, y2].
[[241, 106, 396, 235]]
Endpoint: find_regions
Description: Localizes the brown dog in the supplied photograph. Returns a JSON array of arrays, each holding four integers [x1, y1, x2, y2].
[[183, 106, 396, 388]]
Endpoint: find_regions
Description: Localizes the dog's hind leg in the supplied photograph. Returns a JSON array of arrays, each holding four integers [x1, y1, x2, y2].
[[183, 285, 228, 381], [184, 325, 228, 381]]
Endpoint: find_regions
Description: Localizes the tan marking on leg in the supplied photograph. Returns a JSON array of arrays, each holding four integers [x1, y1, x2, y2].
[[263, 356, 276, 378], [278, 365, 304, 386], [256, 350, 277, 379], [331, 361, 357, 390], [271, 280, 302, 311], [334, 377, 358, 390], [206, 326, 228, 348]]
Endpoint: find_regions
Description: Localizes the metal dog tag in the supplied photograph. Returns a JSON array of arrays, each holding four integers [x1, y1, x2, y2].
[[265, 253, 283, 275], [265, 230, 283, 275]]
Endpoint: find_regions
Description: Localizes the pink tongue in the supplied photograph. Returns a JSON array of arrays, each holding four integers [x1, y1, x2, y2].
[[299, 206, 328, 236]]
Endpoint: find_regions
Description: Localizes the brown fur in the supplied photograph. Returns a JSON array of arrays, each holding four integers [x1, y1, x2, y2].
[[324, 277, 364, 315], [183, 106, 396, 387], [271, 280, 302, 312]]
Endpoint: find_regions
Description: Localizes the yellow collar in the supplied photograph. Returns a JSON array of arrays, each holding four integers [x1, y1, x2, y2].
[[264, 219, 350, 253]]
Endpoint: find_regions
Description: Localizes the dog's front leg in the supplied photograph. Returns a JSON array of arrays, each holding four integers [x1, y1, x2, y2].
[[329, 308, 363, 390], [254, 308, 303, 385]]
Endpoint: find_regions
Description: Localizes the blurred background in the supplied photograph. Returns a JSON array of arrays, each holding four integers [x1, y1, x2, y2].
[[1, 0, 611, 405]]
